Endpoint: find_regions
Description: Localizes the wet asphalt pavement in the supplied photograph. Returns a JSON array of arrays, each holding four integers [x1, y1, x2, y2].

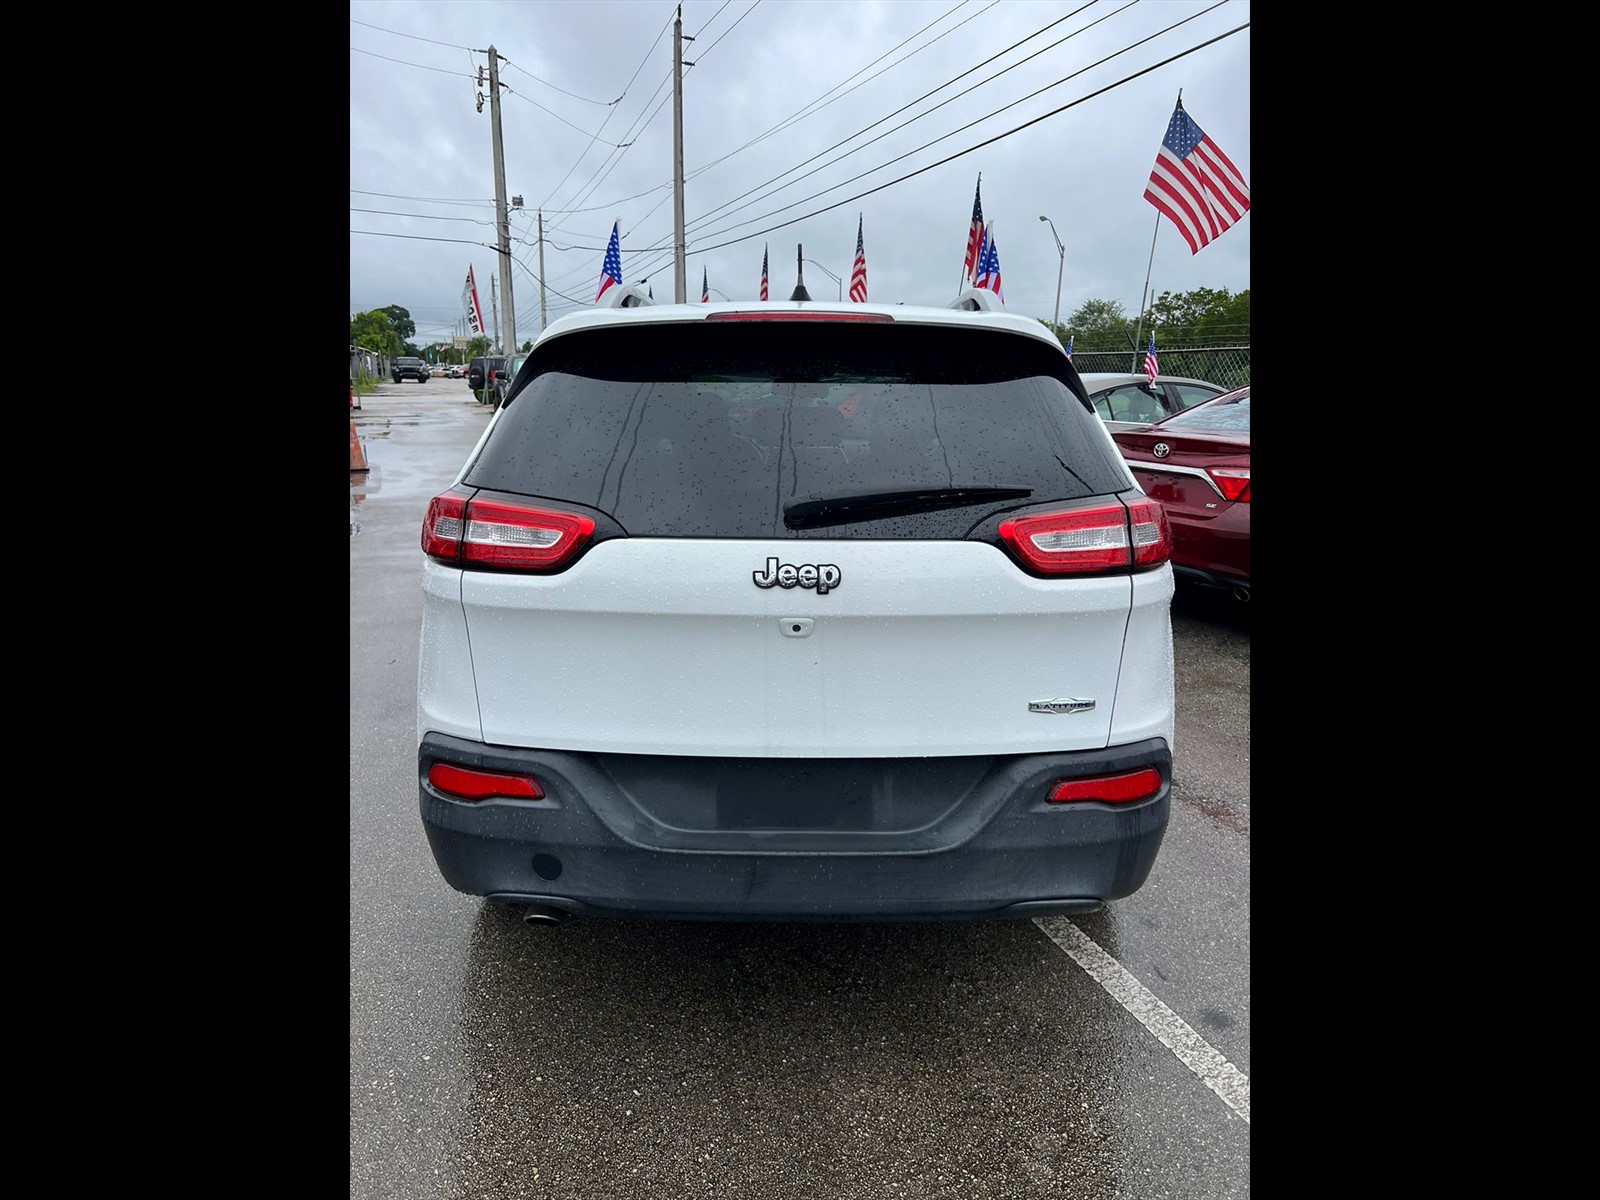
[[350, 380, 1250, 1198]]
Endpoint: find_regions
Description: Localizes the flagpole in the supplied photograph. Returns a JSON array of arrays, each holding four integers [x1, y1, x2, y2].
[[1134, 90, 1180, 372], [958, 171, 980, 295]]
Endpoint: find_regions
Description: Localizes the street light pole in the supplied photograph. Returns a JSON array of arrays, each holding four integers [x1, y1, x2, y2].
[[1039, 215, 1064, 331], [803, 259, 842, 301]]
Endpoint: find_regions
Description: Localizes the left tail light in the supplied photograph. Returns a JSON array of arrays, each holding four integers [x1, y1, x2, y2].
[[422, 487, 596, 570]]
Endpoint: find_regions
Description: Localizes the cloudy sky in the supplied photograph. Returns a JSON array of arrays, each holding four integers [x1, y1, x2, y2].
[[350, 0, 1250, 349]]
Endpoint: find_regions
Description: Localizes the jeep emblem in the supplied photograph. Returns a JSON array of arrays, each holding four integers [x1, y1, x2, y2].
[[753, 557, 841, 594]]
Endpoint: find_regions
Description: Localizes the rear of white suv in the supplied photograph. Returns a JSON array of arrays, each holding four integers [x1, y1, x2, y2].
[[417, 299, 1175, 921]]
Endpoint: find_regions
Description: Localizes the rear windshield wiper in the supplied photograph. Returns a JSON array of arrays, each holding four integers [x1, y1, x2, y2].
[[783, 486, 1032, 529]]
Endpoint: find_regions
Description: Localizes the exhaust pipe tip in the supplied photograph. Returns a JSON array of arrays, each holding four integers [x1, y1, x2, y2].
[[521, 905, 566, 926], [1232, 586, 1250, 603]]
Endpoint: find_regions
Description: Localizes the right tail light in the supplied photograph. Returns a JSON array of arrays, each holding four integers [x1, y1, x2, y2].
[[998, 497, 1170, 574]]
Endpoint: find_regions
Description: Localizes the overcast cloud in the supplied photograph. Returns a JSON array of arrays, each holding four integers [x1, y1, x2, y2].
[[350, 0, 1250, 348]]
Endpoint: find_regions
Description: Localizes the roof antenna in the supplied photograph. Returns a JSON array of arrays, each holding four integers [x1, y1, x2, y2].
[[788, 242, 812, 301]]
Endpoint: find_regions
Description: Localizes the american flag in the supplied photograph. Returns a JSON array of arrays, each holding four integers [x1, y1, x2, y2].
[[1144, 334, 1159, 386], [595, 221, 622, 301], [849, 215, 867, 302], [961, 176, 983, 285], [975, 222, 1003, 303], [1065, 335, 1073, 361], [702, 266, 709, 303], [760, 245, 769, 302], [1144, 100, 1250, 256]]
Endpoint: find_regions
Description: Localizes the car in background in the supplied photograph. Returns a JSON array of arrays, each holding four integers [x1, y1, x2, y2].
[[392, 356, 431, 384], [467, 355, 511, 400], [416, 293, 1177, 923], [490, 353, 528, 408], [1111, 384, 1249, 601], [1078, 372, 1226, 432]]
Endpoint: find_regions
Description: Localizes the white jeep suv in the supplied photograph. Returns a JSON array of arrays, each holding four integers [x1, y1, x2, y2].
[[416, 288, 1175, 922]]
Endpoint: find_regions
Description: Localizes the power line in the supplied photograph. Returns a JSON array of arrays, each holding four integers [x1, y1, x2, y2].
[[556, 0, 980, 257], [352, 207, 496, 226], [541, 1, 752, 221], [349, 18, 470, 51], [649, 22, 1252, 259], [686, 1, 1098, 232], [535, 2, 677, 213], [690, 0, 759, 64], [501, 84, 633, 145], [350, 190, 495, 207], [687, 0, 1161, 238], [502, 58, 622, 107], [675, 9, 1239, 253], [351, 230, 497, 248], [682, 0, 971, 185], [349, 46, 473, 78]]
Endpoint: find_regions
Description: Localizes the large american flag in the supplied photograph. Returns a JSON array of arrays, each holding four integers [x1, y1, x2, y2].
[[1144, 334, 1159, 386], [595, 221, 622, 301], [701, 266, 709, 303], [1065, 335, 1073, 361], [760, 245, 769, 302], [1144, 100, 1250, 255], [849, 215, 867, 302], [961, 176, 983, 285]]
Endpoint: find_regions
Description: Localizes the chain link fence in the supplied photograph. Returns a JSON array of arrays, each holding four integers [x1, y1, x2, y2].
[[1070, 345, 1249, 391]]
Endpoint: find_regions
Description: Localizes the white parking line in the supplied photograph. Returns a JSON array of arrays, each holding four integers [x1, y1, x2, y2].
[[1034, 916, 1250, 1124]]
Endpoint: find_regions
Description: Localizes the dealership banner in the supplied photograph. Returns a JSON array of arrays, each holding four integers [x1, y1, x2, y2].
[[462, 267, 486, 339]]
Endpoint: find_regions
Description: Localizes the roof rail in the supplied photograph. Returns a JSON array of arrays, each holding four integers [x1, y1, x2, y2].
[[949, 287, 1004, 312], [599, 283, 655, 309]]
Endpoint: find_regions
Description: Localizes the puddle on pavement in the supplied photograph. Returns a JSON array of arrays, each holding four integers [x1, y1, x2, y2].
[[350, 467, 379, 538]]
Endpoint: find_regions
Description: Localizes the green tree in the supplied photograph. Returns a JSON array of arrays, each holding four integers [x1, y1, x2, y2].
[[349, 310, 401, 358], [468, 335, 491, 357], [1041, 297, 1135, 352], [1039, 290, 1249, 352], [1142, 287, 1250, 346], [379, 305, 416, 344]]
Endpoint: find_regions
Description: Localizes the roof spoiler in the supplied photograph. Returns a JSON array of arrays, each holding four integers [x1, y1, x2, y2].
[[599, 283, 655, 309], [949, 287, 1003, 312]]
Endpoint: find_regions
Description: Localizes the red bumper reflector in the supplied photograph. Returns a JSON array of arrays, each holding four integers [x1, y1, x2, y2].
[[1047, 768, 1162, 805], [428, 763, 545, 802]]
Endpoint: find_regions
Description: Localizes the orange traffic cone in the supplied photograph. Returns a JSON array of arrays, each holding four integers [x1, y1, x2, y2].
[[350, 417, 369, 472]]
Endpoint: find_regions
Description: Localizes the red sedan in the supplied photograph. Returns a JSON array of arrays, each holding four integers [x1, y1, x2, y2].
[[1112, 384, 1250, 602]]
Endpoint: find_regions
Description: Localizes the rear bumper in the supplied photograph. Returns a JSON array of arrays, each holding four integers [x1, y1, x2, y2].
[[418, 733, 1171, 921]]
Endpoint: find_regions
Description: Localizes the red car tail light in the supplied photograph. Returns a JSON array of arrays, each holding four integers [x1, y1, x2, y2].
[[428, 762, 544, 802], [1208, 467, 1250, 502], [1047, 768, 1162, 805], [998, 498, 1170, 574], [422, 489, 596, 570]]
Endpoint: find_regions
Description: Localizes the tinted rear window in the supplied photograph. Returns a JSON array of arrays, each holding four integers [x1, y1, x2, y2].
[[465, 321, 1129, 538]]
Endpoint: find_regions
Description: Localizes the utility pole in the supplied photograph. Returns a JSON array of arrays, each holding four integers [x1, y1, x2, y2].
[[672, 7, 693, 303], [490, 274, 500, 353], [486, 45, 517, 352], [537, 210, 548, 331]]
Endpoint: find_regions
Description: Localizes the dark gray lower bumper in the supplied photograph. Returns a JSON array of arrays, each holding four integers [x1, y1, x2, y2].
[[418, 733, 1171, 921]]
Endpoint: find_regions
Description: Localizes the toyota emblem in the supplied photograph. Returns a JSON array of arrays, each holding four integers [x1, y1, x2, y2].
[[1153, 442, 1171, 458]]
